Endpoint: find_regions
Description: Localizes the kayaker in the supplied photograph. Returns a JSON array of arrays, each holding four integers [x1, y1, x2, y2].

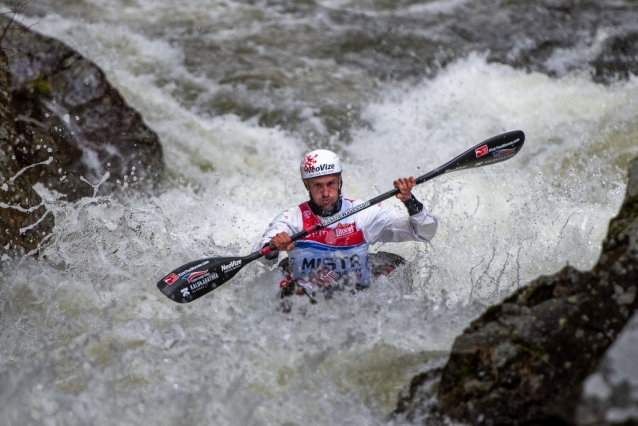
[[253, 149, 438, 296]]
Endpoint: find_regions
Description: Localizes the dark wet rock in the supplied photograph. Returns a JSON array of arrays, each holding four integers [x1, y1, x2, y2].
[[1, 16, 164, 256], [576, 311, 638, 425], [591, 31, 638, 84], [395, 156, 638, 424], [0, 49, 54, 255], [0, 16, 163, 201]]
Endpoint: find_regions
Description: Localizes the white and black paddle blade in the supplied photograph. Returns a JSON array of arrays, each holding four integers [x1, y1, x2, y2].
[[462, 130, 525, 170], [418, 130, 525, 183], [157, 256, 246, 303]]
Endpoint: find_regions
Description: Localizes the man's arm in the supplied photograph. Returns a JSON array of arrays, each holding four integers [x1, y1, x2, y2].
[[394, 176, 425, 215], [360, 176, 438, 244], [251, 207, 300, 264]]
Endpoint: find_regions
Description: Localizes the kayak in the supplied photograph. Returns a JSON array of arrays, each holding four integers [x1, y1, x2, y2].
[[277, 251, 406, 303]]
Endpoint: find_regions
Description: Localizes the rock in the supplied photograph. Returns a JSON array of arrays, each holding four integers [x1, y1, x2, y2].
[[591, 32, 638, 84], [0, 16, 163, 201], [395, 156, 638, 424], [576, 312, 638, 425], [0, 49, 54, 255], [1, 16, 164, 256], [628, 157, 638, 199]]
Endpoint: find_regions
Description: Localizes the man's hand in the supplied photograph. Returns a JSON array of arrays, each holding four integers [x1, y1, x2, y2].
[[394, 177, 416, 202], [269, 232, 294, 252]]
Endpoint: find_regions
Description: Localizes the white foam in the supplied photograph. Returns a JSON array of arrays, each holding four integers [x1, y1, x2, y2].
[[317, 0, 469, 15], [347, 53, 638, 305], [2, 7, 638, 426]]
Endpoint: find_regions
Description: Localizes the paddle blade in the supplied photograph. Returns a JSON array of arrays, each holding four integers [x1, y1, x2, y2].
[[419, 130, 525, 183], [156, 256, 246, 303]]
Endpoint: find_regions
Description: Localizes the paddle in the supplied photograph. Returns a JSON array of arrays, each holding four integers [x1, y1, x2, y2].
[[157, 130, 525, 303]]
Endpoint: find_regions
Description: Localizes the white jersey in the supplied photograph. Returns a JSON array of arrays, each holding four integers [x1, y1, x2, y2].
[[252, 198, 438, 287]]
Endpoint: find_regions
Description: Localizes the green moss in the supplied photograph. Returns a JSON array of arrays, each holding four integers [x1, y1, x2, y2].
[[527, 341, 545, 354], [460, 365, 470, 379], [30, 75, 51, 95]]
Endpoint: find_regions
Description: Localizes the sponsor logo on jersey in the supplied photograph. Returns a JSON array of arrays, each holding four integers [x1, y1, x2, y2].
[[163, 273, 179, 285], [183, 270, 208, 283], [335, 222, 356, 238], [301, 254, 361, 271], [221, 260, 242, 272], [475, 144, 488, 158]]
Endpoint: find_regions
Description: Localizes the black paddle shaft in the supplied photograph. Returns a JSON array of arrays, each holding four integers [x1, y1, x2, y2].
[[157, 130, 525, 303]]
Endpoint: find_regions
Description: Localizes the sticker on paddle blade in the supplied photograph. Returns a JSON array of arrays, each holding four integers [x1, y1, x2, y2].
[[157, 256, 246, 303], [475, 144, 488, 158], [163, 273, 179, 285]]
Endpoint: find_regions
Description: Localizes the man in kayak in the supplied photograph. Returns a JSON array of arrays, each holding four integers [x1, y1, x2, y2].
[[253, 149, 438, 297]]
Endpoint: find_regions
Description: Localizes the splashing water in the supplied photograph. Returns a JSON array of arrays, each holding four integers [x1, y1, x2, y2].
[[2, 1, 638, 424]]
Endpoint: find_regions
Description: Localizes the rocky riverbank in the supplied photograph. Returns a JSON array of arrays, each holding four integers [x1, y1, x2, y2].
[[0, 17, 163, 256], [0, 48, 53, 255], [396, 156, 638, 425]]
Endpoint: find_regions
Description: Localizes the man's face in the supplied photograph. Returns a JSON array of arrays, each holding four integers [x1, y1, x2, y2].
[[304, 174, 341, 211]]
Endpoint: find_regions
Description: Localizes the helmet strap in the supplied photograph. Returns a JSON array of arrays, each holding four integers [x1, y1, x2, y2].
[[308, 197, 342, 218]]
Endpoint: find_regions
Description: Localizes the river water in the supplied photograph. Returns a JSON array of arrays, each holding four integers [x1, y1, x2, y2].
[[1, 1, 638, 425]]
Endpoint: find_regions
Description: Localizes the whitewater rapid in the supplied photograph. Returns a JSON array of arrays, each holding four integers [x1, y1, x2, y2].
[[1, 2, 638, 425]]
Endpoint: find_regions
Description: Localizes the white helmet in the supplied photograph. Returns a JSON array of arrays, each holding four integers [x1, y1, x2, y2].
[[300, 149, 342, 180]]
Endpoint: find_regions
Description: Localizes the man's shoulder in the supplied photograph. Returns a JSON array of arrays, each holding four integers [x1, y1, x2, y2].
[[274, 203, 304, 221]]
